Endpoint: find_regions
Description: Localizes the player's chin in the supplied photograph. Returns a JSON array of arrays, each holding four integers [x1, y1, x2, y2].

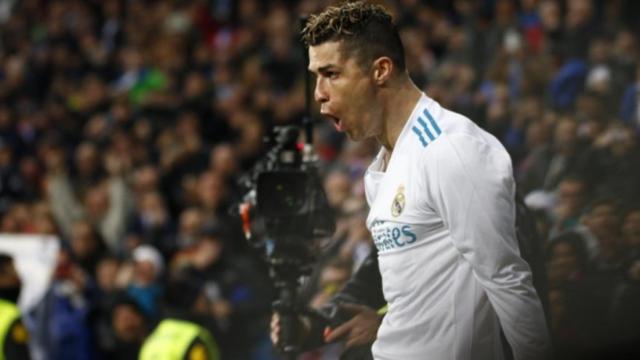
[[339, 123, 365, 141], [345, 130, 364, 142]]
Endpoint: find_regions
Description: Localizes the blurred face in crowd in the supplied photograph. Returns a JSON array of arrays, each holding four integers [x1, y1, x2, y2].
[[20, 156, 40, 183], [83, 75, 108, 109], [197, 171, 226, 211], [184, 71, 207, 99], [556, 179, 587, 216], [139, 192, 167, 226], [583, 203, 619, 241], [324, 171, 351, 209], [309, 41, 383, 142], [539, 0, 560, 32], [235, 118, 264, 159], [567, 0, 592, 28], [112, 303, 146, 343], [554, 118, 578, 153], [75, 142, 99, 177], [614, 31, 636, 61], [526, 120, 551, 148], [84, 184, 109, 219], [550, 241, 581, 275], [622, 210, 640, 248], [70, 221, 98, 259], [133, 165, 159, 194], [193, 291, 209, 315], [588, 39, 610, 64], [179, 208, 203, 236], [120, 47, 144, 71], [33, 212, 57, 235], [96, 257, 120, 292], [495, 0, 515, 24], [210, 144, 238, 178], [133, 260, 158, 287], [521, 0, 537, 12], [2, 203, 29, 232]]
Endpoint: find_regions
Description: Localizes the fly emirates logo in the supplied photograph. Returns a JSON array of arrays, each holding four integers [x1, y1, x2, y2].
[[370, 220, 418, 253]]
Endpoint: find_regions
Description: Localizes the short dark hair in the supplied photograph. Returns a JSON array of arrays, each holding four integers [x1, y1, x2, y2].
[[302, 1, 405, 71]]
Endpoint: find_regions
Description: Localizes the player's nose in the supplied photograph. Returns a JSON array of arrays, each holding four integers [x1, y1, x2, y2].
[[314, 78, 329, 103]]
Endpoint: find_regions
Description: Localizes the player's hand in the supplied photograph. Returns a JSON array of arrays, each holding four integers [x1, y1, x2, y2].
[[324, 303, 382, 348]]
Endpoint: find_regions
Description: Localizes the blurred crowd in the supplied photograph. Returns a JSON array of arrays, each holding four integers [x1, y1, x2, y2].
[[0, 0, 639, 359]]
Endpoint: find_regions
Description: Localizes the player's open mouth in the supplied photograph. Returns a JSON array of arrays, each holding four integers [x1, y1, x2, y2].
[[324, 114, 343, 131]]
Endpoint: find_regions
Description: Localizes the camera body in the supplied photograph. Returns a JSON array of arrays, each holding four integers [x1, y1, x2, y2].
[[244, 125, 334, 248], [257, 170, 334, 240]]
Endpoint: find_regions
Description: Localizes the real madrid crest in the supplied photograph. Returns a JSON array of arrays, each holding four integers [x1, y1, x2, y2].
[[391, 185, 405, 217]]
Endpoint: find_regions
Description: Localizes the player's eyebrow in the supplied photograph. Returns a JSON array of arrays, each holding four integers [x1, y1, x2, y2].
[[309, 64, 338, 74], [318, 65, 336, 72]]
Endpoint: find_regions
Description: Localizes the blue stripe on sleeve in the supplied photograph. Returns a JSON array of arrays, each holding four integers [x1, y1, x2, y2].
[[411, 126, 428, 147], [416, 117, 435, 141], [423, 108, 442, 135]]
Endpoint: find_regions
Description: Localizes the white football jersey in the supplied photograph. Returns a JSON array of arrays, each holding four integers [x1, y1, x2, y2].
[[365, 94, 550, 360]]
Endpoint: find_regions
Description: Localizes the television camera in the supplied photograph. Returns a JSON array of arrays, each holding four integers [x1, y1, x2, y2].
[[236, 125, 335, 360]]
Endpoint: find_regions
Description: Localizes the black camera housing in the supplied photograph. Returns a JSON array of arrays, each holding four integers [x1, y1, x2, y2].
[[257, 170, 335, 240]]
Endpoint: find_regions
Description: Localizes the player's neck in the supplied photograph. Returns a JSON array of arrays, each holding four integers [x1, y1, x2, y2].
[[377, 78, 422, 152]]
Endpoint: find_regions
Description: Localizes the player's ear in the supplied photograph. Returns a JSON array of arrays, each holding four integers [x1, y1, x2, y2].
[[372, 57, 393, 86]]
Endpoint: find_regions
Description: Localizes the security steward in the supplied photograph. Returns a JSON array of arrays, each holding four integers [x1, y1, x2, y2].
[[0, 253, 30, 360], [139, 276, 219, 360]]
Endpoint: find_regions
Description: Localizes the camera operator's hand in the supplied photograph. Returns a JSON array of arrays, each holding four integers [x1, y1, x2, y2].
[[270, 312, 311, 348], [324, 303, 382, 348]]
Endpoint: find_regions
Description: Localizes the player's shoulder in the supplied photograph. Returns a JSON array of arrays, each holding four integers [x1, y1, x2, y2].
[[436, 106, 507, 155], [404, 103, 478, 154], [407, 103, 511, 175]]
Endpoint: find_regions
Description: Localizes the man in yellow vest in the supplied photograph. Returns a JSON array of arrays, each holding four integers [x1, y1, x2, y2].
[[139, 276, 219, 360], [0, 253, 30, 360]]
